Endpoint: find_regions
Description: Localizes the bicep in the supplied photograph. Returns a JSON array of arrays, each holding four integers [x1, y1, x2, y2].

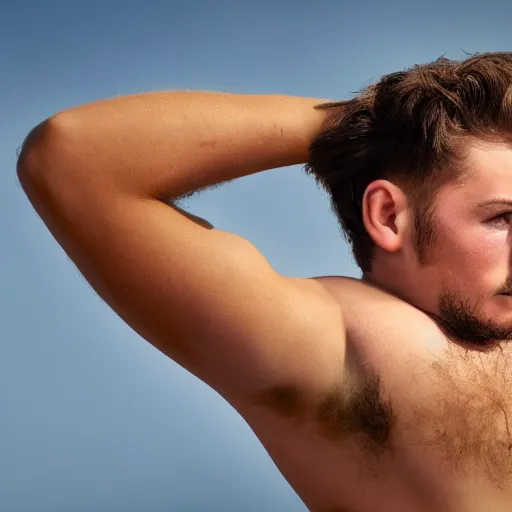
[[21, 177, 346, 406]]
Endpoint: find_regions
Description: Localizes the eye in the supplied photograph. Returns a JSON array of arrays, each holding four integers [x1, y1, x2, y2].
[[489, 212, 512, 227]]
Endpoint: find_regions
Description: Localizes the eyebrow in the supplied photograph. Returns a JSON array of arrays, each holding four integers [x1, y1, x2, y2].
[[476, 199, 512, 209]]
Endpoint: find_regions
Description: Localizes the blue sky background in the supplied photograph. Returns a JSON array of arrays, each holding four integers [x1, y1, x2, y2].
[[3, 1, 511, 510]]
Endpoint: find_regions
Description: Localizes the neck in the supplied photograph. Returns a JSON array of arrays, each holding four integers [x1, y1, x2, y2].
[[361, 267, 410, 304]]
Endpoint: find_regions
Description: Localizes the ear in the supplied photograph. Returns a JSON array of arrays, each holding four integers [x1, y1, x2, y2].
[[361, 180, 408, 253]]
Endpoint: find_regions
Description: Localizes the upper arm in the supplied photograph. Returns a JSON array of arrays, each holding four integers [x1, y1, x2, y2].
[[19, 168, 347, 410]]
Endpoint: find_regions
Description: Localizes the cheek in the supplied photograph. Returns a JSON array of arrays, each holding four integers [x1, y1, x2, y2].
[[440, 227, 506, 271], [455, 230, 511, 285], [475, 229, 511, 260]]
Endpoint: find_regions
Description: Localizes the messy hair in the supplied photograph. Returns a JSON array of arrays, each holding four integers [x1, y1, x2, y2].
[[305, 52, 512, 273]]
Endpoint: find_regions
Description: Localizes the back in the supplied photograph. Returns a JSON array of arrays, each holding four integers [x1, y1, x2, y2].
[[238, 276, 512, 512]]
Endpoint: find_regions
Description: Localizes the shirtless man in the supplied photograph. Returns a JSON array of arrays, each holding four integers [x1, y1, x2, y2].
[[16, 51, 512, 511]]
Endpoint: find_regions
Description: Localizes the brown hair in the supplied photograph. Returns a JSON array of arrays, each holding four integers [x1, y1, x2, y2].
[[305, 52, 512, 273]]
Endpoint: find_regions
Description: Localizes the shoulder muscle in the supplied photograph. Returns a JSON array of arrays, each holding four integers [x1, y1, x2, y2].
[[21, 176, 347, 409]]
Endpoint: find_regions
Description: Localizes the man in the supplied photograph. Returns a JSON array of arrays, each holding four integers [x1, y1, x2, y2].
[[17, 51, 512, 511]]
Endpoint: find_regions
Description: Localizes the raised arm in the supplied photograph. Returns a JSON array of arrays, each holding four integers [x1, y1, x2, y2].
[[17, 91, 347, 417], [18, 91, 328, 200]]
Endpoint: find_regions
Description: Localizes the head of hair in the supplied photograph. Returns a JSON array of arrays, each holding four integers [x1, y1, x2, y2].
[[305, 52, 512, 273]]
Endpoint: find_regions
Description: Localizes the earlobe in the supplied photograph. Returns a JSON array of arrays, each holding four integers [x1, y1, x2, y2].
[[362, 181, 404, 254]]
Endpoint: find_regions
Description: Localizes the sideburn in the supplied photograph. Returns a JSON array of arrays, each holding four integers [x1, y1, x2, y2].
[[413, 201, 439, 267]]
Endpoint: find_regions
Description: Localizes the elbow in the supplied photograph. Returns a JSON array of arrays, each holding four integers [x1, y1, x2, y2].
[[16, 114, 74, 180], [17, 117, 55, 176]]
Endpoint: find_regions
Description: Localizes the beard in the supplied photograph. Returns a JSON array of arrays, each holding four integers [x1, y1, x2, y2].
[[434, 285, 512, 347], [413, 214, 512, 347]]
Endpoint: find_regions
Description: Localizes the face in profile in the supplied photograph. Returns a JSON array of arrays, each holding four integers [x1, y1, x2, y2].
[[376, 141, 512, 346]]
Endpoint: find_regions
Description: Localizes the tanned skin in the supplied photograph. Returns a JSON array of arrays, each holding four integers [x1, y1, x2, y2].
[[17, 91, 512, 511]]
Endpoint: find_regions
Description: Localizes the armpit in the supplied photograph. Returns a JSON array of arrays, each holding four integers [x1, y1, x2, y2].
[[253, 362, 397, 455], [316, 362, 396, 451]]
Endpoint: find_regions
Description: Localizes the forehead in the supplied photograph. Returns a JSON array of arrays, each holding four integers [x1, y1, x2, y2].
[[440, 141, 512, 206]]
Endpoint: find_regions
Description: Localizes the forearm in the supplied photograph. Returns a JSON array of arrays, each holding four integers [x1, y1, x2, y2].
[[26, 91, 330, 200]]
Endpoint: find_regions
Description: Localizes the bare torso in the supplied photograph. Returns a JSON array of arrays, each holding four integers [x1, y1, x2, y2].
[[238, 276, 512, 512]]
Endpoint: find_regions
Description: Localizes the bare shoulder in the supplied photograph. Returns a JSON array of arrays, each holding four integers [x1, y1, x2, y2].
[[308, 275, 445, 349], [242, 275, 445, 455], [305, 275, 450, 419]]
